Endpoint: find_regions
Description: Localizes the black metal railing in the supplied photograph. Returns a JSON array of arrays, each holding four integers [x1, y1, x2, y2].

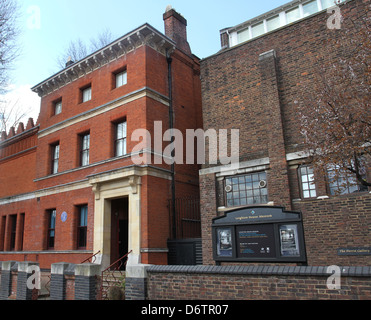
[[98, 250, 132, 300], [169, 196, 201, 240]]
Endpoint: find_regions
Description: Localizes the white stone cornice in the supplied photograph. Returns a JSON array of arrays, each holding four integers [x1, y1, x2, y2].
[[32, 24, 176, 97]]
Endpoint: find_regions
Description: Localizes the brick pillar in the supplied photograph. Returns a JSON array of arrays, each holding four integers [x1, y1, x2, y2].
[[199, 172, 218, 265], [74, 263, 101, 300], [0, 261, 17, 300], [50, 263, 75, 300], [125, 264, 151, 300], [258, 49, 292, 210], [16, 261, 39, 300]]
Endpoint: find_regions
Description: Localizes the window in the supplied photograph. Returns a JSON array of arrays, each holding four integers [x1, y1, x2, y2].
[[299, 166, 317, 198], [115, 70, 127, 88], [266, 15, 281, 32], [51, 143, 60, 174], [327, 166, 368, 195], [251, 22, 265, 38], [225, 172, 268, 207], [82, 86, 92, 103], [237, 28, 250, 44], [77, 206, 88, 249], [321, 0, 338, 9], [47, 209, 56, 249], [9, 215, 17, 251], [54, 100, 62, 115], [115, 121, 127, 157], [303, 0, 318, 17], [80, 133, 90, 166], [286, 7, 301, 24]]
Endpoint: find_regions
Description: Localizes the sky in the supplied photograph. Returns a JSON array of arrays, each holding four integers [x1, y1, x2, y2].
[[1, 0, 290, 126]]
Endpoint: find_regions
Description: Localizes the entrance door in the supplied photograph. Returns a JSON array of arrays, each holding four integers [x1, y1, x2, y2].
[[110, 197, 129, 269]]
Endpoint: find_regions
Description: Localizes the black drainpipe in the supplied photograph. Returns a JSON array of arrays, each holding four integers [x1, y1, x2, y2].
[[167, 49, 176, 239]]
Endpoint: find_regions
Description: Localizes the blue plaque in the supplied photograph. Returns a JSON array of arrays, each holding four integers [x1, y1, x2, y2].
[[61, 211, 67, 222]]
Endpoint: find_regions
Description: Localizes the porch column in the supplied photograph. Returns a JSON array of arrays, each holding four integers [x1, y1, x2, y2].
[[90, 171, 142, 271]]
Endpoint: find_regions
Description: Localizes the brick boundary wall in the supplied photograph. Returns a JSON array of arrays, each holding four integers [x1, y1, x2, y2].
[[147, 265, 371, 300]]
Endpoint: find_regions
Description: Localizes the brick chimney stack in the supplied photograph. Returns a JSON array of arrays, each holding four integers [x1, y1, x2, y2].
[[163, 6, 191, 55]]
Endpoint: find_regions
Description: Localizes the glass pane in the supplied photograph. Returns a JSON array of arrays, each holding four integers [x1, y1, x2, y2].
[[83, 87, 91, 102], [80, 206, 88, 227], [251, 22, 265, 38], [82, 150, 89, 166], [286, 7, 300, 24], [55, 101, 62, 115], [321, 0, 337, 9], [303, 0, 318, 17], [303, 190, 310, 198], [237, 28, 250, 43], [116, 71, 127, 88], [53, 160, 59, 174], [54, 145, 60, 159], [117, 122, 127, 139], [116, 139, 124, 157], [240, 198, 247, 205], [266, 15, 280, 32], [50, 210, 56, 228], [310, 189, 317, 198]]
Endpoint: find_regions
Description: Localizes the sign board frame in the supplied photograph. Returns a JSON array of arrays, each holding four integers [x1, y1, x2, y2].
[[212, 206, 307, 263]]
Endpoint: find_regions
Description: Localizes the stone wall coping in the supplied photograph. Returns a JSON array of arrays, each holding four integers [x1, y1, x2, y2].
[[147, 265, 371, 277]]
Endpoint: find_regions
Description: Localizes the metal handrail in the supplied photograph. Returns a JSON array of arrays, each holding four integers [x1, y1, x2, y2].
[[99, 250, 132, 300], [81, 250, 101, 264], [102, 250, 132, 273]]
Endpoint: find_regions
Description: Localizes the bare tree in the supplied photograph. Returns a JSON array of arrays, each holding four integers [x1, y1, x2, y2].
[[297, 6, 370, 190], [0, 98, 28, 134], [57, 28, 115, 69], [0, 0, 20, 94]]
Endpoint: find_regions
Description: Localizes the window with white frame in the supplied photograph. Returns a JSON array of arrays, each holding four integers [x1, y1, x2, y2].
[[80, 133, 90, 166], [51, 143, 60, 174], [54, 100, 62, 115], [266, 15, 281, 32], [115, 70, 127, 88], [303, 0, 319, 17], [82, 86, 92, 103], [115, 121, 127, 157], [299, 166, 317, 198], [225, 172, 268, 207]]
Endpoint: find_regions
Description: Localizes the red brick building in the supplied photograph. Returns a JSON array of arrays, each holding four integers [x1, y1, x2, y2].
[[0, 8, 202, 270], [200, 0, 370, 266]]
